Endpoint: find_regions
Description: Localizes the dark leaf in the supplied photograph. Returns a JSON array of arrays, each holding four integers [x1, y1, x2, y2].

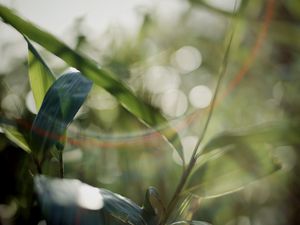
[[142, 187, 165, 225], [30, 72, 92, 162], [34, 176, 146, 225]]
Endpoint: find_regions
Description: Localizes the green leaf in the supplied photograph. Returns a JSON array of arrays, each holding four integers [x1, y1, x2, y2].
[[30, 72, 92, 162], [0, 4, 184, 162], [34, 175, 146, 225], [142, 187, 165, 225], [2, 125, 31, 153], [203, 121, 299, 153], [183, 121, 298, 198], [184, 122, 292, 198], [26, 38, 55, 111], [185, 141, 281, 199]]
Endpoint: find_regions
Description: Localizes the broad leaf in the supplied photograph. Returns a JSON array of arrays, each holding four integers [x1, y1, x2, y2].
[[26, 38, 55, 111], [34, 176, 146, 225], [0, 4, 184, 162], [30, 72, 92, 162]]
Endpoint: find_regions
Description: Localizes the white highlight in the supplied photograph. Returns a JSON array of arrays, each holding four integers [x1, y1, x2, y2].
[[173, 46, 202, 73], [77, 184, 104, 210], [26, 91, 37, 114], [204, 0, 241, 13], [144, 66, 180, 94], [160, 89, 187, 117], [173, 136, 199, 164], [189, 85, 212, 108]]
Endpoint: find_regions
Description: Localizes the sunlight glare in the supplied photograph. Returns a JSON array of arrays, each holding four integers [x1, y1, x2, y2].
[[160, 89, 187, 117], [26, 91, 37, 114], [173, 46, 202, 73], [77, 184, 104, 210], [173, 136, 198, 165], [204, 0, 241, 13], [189, 85, 212, 108], [144, 66, 181, 94]]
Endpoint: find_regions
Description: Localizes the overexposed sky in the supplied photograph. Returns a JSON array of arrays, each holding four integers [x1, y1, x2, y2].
[[0, 0, 200, 37], [0, 0, 189, 72], [0, 0, 238, 38], [0, 0, 156, 37]]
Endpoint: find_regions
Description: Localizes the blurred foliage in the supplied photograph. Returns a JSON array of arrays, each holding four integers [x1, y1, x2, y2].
[[0, 0, 300, 224]]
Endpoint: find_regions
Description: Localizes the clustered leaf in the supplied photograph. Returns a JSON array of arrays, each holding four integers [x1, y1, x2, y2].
[[0, 3, 184, 162]]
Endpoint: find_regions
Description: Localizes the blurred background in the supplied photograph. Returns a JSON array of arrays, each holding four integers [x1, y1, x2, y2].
[[0, 0, 300, 224]]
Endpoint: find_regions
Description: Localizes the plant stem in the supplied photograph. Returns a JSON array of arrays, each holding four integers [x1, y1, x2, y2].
[[31, 155, 42, 174], [161, 157, 196, 225], [59, 150, 64, 178], [160, 13, 236, 225]]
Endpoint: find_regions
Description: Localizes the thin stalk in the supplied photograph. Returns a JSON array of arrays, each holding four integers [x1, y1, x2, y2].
[[31, 155, 42, 174], [194, 31, 234, 159], [161, 10, 237, 225], [59, 150, 64, 178], [161, 157, 197, 224]]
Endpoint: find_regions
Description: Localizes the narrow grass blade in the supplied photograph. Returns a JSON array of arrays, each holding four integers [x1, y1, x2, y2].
[[26, 38, 55, 111], [2, 126, 31, 153], [184, 123, 288, 199], [202, 121, 298, 153], [0, 4, 184, 162]]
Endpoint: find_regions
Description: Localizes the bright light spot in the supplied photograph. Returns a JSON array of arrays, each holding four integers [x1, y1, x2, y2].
[[173, 46, 202, 73], [204, 0, 241, 13], [1, 93, 23, 117], [186, 9, 226, 39], [160, 89, 187, 117], [63, 67, 79, 74], [26, 91, 37, 114], [144, 66, 181, 94], [0, 201, 18, 219], [63, 149, 83, 163], [155, 0, 190, 26], [87, 87, 120, 125], [189, 85, 212, 108], [173, 136, 198, 165], [182, 136, 199, 157], [88, 87, 118, 110], [77, 184, 104, 210], [37, 220, 47, 225]]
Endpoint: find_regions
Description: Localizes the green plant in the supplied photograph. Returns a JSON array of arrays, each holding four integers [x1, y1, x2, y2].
[[0, 2, 296, 225]]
